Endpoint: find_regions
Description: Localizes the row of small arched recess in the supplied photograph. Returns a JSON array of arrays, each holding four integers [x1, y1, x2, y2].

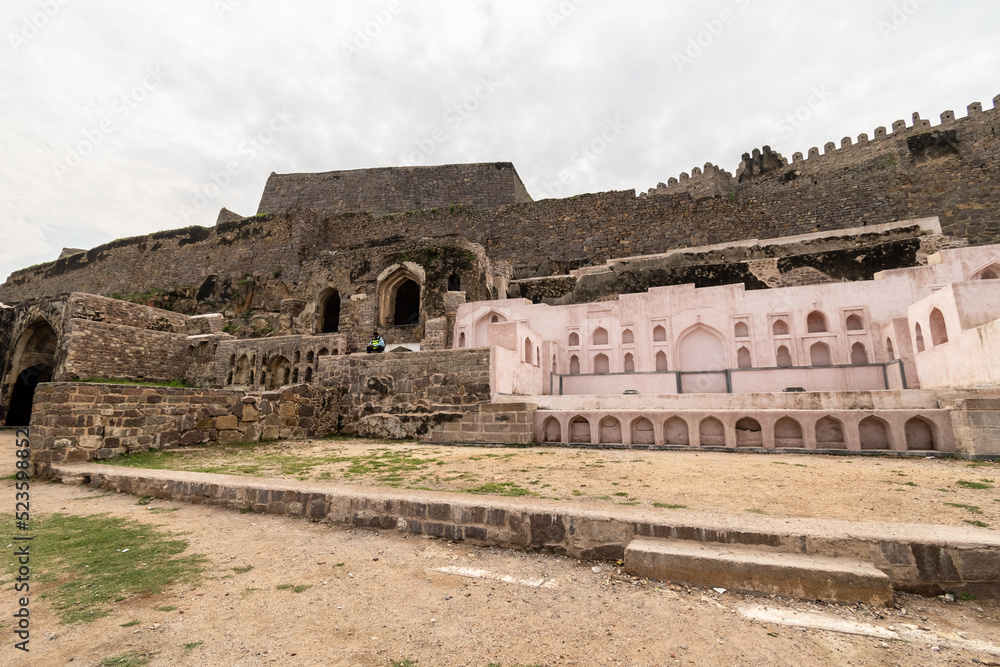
[[225, 346, 337, 389], [565, 312, 865, 349], [539, 414, 941, 451]]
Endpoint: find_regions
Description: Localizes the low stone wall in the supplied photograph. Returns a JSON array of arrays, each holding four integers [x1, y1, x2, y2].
[[29, 382, 325, 474], [425, 402, 536, 445], [319, 348, 493, 438], [51, 463, 1000, 598]]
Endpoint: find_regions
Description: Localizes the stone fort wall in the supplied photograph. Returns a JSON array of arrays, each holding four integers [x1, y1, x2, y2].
[[2, 95, 998, 304], [256, 162, 533, 217]]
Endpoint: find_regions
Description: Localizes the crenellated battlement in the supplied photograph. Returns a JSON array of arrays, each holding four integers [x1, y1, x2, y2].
[[645, 93, 999, 195], [641, 162, 735, 200]]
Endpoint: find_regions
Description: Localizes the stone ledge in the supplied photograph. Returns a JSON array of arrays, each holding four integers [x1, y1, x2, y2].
[[48, 462, 1000, 599]]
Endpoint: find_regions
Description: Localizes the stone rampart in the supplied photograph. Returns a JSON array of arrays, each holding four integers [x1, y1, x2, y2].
[[2, 97, 998, 305], [257, 162, 532, 216], [61, 319, 189, 383]]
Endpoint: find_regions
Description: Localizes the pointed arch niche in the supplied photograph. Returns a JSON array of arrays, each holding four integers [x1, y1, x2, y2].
[[472, 310, 508, 347], [377, 264, 424, 328]]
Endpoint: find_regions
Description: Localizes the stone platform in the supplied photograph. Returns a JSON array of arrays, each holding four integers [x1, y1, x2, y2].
[[49, 462, 1000, 601]]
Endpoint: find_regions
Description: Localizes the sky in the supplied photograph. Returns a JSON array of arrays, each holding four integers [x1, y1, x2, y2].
[[1, 0, 998, 285]]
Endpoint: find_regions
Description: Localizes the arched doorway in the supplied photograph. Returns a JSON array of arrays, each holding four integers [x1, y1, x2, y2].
[[6, 320, 58, 427], [677, 324, 726, 393], [394, 280, 420, 325], [7, 364, 53, 426], [321, 291, 341, 333]]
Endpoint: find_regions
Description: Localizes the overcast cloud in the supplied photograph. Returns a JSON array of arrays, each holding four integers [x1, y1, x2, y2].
[[1, 0, 998, 284]]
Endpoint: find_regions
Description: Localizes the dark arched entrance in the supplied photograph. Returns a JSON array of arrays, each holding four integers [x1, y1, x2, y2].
[[322, 291, 341, 333], [394, 279, 420, 325], [7, 364, 53, 426]]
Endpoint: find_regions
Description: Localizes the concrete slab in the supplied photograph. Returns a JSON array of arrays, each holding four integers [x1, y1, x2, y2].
[[625, 537, 893, 605]]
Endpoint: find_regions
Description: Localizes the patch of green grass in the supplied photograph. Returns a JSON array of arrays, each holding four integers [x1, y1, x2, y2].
[[232, 565, 254, 574], [903, 482, 917, 487], [965, 520, 990, 528], [155, 605, 178, 612], [391, 660, 418, 667], [746, 508, 767, 515], [772, 462, 788, 465], [119, 619, 141, 628], [571, 490, 583, 496], [241, 587, 257, 598], [0, 513, 207, 624], [464, 482, 536, 497], [652, 503, 687, 509], [276, 583, 311, 593], [136, 496, 152, 506], [147, 507, 179, 514], [184, 641, 204, 651], [957, 480, 994, 490], [612, 492, 629, 497], [945, 502, 982, 514], [99, 652, 154, 667]]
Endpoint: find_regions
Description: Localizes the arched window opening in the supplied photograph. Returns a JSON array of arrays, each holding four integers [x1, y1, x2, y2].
[[886, 338, 895, 360], [568, 332, 580, 347], [776, 345, 792, 368], [622, 329, 634, 345], [524, 338, 533, 364], [846, 314, 864, 331], [569, 355, 580, 375], [551, 355, 557, 373], [810, 342, 832, 366], [226, 371, 234, 386], [807, 311, 828, 333], [655, 350, 668, 372], [631, 417, 655, 445], [491, 315, 499, 324], [972, 263, 1000, 280], [772, 319, 789, 336], [306, 351, 314, 363], [929, 308, 948, 346], [914, 323, 925, 352], [851, 342, 868, 365], [305, 367, 313, 382], [735, 417, 762, 447], [233, 354, 250, 384], [737, 346, 752, 369], [293, 350, 300, 363], [653, 325, 667, 342], [734, 322, 749, 338], [448, 273, 461, 291], [593, 327, 609, 346], [292, 369, 299, 383], [229, 354, 236, 366], [458, 332, 466, 348], [698, 417, 725, 447], [623, 353, 635, 373], [593, 354, 610, 374], [321, 291, 341, 333]]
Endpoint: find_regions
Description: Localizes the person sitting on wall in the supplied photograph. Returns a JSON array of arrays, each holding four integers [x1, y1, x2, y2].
[[367, 332, 385, 353]]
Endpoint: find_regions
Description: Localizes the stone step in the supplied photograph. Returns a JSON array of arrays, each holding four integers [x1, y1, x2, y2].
[[624, 537, 893, 605]]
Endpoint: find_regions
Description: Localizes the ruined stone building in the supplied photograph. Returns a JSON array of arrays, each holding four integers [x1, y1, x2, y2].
[[3, 95, 1000, 469]]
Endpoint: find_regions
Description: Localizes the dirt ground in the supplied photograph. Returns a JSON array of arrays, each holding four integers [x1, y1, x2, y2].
[[100, 437, 1000, 528], [2, 430, 1000, 666]]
